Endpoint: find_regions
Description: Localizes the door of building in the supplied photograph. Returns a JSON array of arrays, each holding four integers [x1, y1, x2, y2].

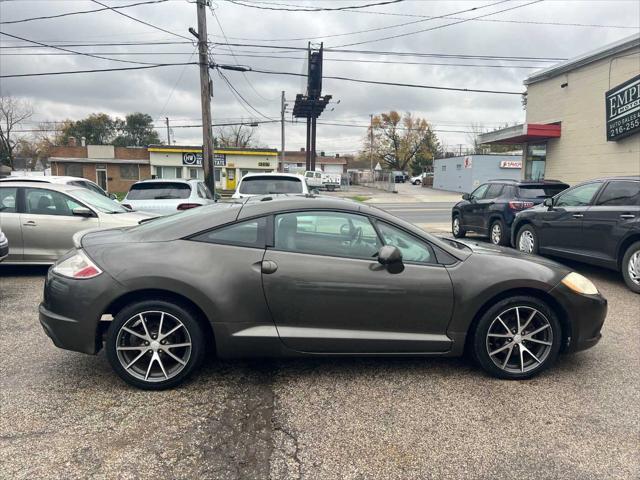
[[96, 165, 108, 191], [226, 169, 236, 190]]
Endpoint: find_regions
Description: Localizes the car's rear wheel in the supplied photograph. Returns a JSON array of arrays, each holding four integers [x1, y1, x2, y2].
[[516, 224, 538, 254], [621, 241, 640, 293], [414, 179, 421, 185], [452, 215, 466, 238], [490, 219, 508, 246], [106, 300, 206, 390], [472, 296, 562, 379]]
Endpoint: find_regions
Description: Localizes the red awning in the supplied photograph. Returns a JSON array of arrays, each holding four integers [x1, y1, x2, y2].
[[478, 123, 561, 145]]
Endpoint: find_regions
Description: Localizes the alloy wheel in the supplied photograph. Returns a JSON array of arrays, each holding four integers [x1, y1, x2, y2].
[[519, 230, 535, 254], [486, 306, 553, 374], [453, 217, 460, 235], [115, 311, 192, 383], [628, 250, 640, 286], [491, 224, 502, 245]]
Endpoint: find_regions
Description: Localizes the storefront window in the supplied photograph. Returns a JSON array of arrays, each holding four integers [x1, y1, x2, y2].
[[525, 144, 547, 180]]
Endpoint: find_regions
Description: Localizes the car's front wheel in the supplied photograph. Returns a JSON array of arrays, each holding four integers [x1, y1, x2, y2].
[[621, 241, 640, 293], [106, 300, 206, 390], [414, 180, 421, 185], [452, 215, 466, 238], [516, 224, 538, 254], [472, 296, 562, 379]]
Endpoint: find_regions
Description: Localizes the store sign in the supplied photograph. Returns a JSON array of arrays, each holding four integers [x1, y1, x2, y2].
[[499, 160, 522, 169], [463, 156, 472, 169], [605, 74, 640, 141], [258, 161, 271, 167], [181, 152, 226, 166]]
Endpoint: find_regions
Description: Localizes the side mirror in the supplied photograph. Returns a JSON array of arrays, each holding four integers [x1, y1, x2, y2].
[[462, 193, 471, 201], [108, 193, 117, 200], [543, 197, 554, 208], [72, 207, 94, 217], [377, 245, 403, 266]]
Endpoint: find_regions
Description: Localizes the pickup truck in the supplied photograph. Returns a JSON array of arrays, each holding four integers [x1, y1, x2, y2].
[[304, 170, 341, 191]]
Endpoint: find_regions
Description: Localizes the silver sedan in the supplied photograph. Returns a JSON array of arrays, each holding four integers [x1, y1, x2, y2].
[[0, 182, 154, 264]]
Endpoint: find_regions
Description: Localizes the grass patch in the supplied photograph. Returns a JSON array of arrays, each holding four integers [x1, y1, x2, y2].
[[348, 195, 371, 202]]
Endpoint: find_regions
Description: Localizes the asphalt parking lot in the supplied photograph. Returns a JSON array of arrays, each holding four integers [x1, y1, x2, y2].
[[1, 258, 639, 480]]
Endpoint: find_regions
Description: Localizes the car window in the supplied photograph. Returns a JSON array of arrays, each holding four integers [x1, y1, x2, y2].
[[69, 188, 127, 213], [274, 211, 380, 259], [596, 181, 640, 206], [24, 188, 80, 216], [555, 182, 602, 207], [239, 176, 303, 195], [83, 181, 107, 196], [376, 222, 434, 263], [471, 184, 490, 200], [517, 185, 567, 199], [199, 183, 214, 200], [485, 184, 504, 199], [191, 217, 266, 248], [0, 187, 18, 213], [126, 182, 191, 200]]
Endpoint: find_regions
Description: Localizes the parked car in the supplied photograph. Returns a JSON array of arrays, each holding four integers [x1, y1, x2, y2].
[[0, 227, 8, 262], [409, 172, 432, 185], [0, 182, 154, 264], [40, 195, 606, 389], [304, 170, 341, 191], [0, 175, 113, 198], [121, 179, 217, 216], [392, 171, 407, 183], [512, 176, 640, 293], [232, 173, 311, 199], [452, 179, 570, 246]]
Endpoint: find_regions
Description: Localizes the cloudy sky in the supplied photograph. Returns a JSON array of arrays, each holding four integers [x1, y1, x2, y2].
[[0, 0, 638, 155]]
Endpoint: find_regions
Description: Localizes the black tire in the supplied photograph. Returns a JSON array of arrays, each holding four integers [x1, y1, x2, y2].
[[452, 214, 466, 238], [516, 224, 539, 255], [489, 219, 509, 246], [472, 295, 562, 380], [106, 300, 206, 390], [621, 241, 640, 294], [414, 180, 422, 185]]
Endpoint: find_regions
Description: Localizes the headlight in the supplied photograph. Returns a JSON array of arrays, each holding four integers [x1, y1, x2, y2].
[[561, 272, 598, 295], [52, 250, 102, 279]]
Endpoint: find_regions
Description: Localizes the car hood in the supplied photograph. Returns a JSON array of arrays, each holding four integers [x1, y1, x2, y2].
[[100, 210, 156, 226]]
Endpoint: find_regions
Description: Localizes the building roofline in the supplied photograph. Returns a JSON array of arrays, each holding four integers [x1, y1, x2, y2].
[[524, 33, 640, 86], [148, 144, 278, 155], [49, 157, 149, 164]]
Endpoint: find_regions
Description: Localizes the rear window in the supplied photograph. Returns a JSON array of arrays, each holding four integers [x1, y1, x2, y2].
[[517, 185, 567, 199], [127, 182, 191, 200], [239, 176, 303, 195]]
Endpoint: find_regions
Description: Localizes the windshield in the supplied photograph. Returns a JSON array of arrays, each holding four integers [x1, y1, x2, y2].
[[239, 176, 303, 194], [70, 188, 128, 214], [127, 182, 191, 200], [517, 185, 567, 199]]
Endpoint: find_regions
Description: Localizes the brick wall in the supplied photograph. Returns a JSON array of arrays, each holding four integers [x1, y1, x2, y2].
[[114, 147, 149, 160], [50, 146, 88, 158], [51, 161, 151, 194]]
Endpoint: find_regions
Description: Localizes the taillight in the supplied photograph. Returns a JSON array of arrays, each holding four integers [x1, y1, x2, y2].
[[52, 250, 102, 279], [177, 203, 201, 210], [509, 200, 534, 211]]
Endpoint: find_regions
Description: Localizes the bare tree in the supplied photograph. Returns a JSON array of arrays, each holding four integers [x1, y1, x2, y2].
[[0, 95, 34, 169], [215, 124, 257, 148], [466, 122, 488, 154]]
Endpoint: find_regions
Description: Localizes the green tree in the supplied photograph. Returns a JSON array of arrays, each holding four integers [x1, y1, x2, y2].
[[113, 112, 160, 147], [61, 113, 116, 145]]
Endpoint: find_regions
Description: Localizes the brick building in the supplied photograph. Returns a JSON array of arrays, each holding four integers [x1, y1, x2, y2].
[[49, 144, 151, 193], [281, 149, 350, 174]]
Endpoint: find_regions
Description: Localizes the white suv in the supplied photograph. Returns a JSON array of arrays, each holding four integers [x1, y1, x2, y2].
[[232, 173, 310, 199], [122, 179, 217, 215]]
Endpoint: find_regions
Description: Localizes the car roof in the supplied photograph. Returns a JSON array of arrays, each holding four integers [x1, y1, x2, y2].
[[240, 172, 305, 180], [487, 179, 570, 186], [0, 175, 93, 184], [134, 178, 199, 184], [0, 181, 91, 193]]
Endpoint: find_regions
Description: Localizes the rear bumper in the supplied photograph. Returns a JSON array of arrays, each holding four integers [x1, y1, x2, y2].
[[549, 282, 608, 353]]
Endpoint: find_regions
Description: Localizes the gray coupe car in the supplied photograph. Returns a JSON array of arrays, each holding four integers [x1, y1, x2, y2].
[[39, 196, 607, 390]]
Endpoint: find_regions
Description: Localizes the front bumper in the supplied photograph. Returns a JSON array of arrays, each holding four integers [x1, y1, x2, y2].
[[0, 240, 8, 261], [39, 267, 124, 355], [550, 282, 608, 353]]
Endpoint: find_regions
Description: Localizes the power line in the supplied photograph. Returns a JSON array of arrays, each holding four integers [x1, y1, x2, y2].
[[0, 30, 167, 65], [90, 0, 193, 41], [0, 0, 168, 25], [0, 63, 197, 79], [332, 0, 544, 48], [156, 47, 198, 119], [216, 68, 275, 120], [225, 0, 405, 12]]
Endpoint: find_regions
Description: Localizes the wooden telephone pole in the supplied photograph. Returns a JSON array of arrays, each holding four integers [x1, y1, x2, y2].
[[196, 0, 215, 196]]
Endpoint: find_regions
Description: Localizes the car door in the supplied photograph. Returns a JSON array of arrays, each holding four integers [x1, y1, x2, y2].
[[261, 210, 454, 353], [0, 186, 23, 261], [20, 187, 100, 262], [581, 180, 640, 267], [462, 183, 490, 230], [478, 183, 504, 232], [538, 181, 604, 255]]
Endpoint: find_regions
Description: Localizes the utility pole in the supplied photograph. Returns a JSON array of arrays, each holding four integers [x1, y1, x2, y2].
[[280, 91, 286, 172], [165, 117, 171, 145], [369, 114, 374, 179], [195, 0, 215, 196]]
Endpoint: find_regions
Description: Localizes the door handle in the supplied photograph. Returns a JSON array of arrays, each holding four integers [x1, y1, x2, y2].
[[572, 213, 584, 218], [620, 214, 635, 219], [261, 260, 278, 274], [23, 220, 37, 227]]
